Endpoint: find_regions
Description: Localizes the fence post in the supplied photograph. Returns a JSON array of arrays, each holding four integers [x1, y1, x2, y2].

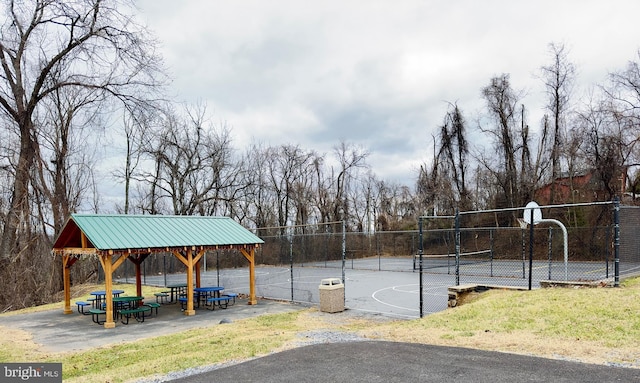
[[490, 229, 494, 277], [455, 209, 460, 286], [547, 227, 553, 280], [289, 230, 294, 302], [342, 220, 346, 286], [613, 197, 620, 287], [605, 225, 611, 278]]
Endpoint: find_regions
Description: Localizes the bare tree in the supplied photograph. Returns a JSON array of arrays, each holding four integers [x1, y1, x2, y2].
[[416, 134, 443, 216], [348, 171, 379, 233], [139, 104, 234, 216], [376, 180, 416, 230], [606, 50, 640, 126], [113, 105, 156, 214], [241, 142, 277, 231], [32, 86, 104, 236], [263, 144, 319, 232], [575, 94, 637, 200], [330, 141, 369, 226], [288, 149, 321, 228], [0, 0, 165, 260], [540, 42, 575, 203], [435, 103, 471, 210], [480, 74, 527, 215], [605, 50, 640, 199]]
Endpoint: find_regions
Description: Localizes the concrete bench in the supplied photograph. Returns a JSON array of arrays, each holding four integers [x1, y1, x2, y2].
[[118, 306, 151, 324]]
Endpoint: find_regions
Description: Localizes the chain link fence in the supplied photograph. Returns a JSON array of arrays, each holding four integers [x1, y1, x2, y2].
[[249, 201, 637, 316], [112, 200, 640, 318]]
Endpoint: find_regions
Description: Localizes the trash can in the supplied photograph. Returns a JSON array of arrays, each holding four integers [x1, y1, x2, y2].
[[319, 278, 344, 313]]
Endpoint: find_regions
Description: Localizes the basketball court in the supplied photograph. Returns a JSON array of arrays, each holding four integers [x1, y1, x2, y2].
[[135, 255, 617, 319]]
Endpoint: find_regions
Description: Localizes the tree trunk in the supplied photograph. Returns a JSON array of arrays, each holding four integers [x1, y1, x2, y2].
[[0, 120, 35, 261]]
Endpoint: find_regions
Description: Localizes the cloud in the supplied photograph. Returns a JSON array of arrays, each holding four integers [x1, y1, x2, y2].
[[136, 0, 640, 186]]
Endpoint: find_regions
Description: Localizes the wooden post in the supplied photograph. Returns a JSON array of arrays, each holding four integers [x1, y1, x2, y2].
[[172, 249, 205, 317], [126, 254, 149, 302], [135, 260, 142, 300], [101, 254, 116, 329], [62, 255, 72, 314], [195, 260, 201, 288], [240, 248, 257, 305], [184, 249, 196, 315]]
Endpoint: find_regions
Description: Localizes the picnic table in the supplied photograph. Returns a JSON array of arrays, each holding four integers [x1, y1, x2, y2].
[[166, 283, 187, 303], [90, 289, 124, 309], [194, 286, 223, 307], [112, 296, 149, 324], [113, 295, 143, 311], [194, 286, 223, 299], [175, 286, 231, 310]]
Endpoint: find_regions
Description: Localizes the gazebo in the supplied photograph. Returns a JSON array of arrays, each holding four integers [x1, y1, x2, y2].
[[52, 214, 264, 328]]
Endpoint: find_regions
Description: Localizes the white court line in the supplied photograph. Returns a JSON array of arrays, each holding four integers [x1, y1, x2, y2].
[[371, 283, 450, 313], [398, 286, 448, 296], [371, 284, 421, 312]]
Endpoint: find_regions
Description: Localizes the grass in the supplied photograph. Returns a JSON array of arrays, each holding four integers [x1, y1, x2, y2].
[[1, 278, 639, 382], [59, 310, 308, 383]]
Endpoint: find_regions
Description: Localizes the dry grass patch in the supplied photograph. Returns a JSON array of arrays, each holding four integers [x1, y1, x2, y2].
[[357, 279, 640, 367], [0, 327, 42, 362]]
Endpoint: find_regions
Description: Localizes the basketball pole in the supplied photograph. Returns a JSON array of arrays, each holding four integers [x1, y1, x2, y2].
[[528, 208, 534, 290], [418, 217, 423, 318], [455, 209, 460, 286], [613, 197, 620, 287]]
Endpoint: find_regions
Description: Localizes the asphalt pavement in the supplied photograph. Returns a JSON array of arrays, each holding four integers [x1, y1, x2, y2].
[[169, 341, 640, 383]]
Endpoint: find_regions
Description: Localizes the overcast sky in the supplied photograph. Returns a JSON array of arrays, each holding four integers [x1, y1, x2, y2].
[[134, 0, 640, 186]]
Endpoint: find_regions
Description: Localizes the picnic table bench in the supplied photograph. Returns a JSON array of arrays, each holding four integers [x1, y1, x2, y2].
[[154, 292, 170, 304], [75, 301, 91, 315], [89, 309, 106, 325], [118, 306, 151, 324], [206, 296, 231, 310], [222, 293, 238, 305], [144, 302, 161, 316]]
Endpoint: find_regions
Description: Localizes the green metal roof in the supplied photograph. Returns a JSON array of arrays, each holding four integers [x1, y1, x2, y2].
[[54, 214, 263, 252]]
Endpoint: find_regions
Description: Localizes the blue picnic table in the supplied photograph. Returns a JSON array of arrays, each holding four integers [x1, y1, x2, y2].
[[89, 289, 125, 309]]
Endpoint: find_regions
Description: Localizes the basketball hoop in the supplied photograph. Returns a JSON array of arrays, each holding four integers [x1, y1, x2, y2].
[[523, 201, 542, 225], [520, 201, 569, 281]]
